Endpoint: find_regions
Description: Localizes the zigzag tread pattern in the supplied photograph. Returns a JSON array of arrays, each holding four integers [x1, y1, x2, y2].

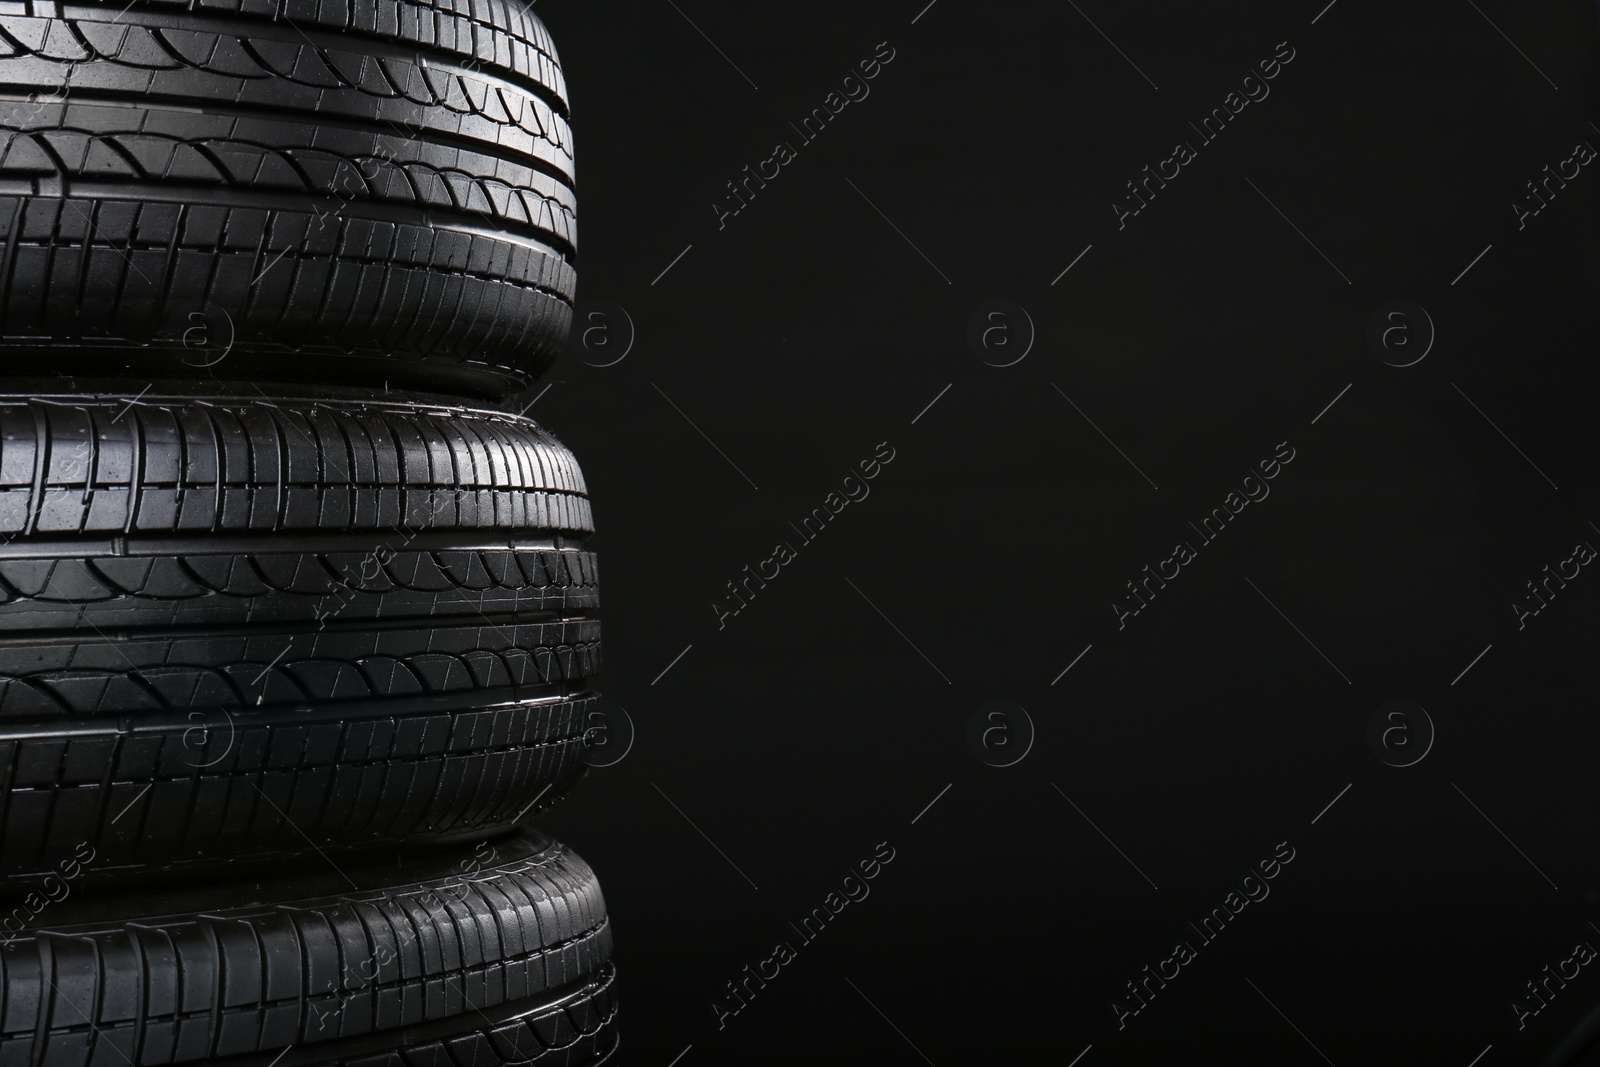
[[0, 618, 602, 716], [0, 34, 575, 176], [0, 0, 576, 394], [0, 122, 577, 247], [21, 0, 574, 107], [0, 547, 600, 626], [0, 694, 594, 883]]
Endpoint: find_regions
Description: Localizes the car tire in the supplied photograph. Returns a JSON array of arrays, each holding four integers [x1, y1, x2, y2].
[[0, 0, 576, 399], [0, 389, 601, 888], [0, 831, 618, 1066]]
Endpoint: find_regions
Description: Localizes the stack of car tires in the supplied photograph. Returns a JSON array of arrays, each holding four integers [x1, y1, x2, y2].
[[0, 0, 616, 1063]]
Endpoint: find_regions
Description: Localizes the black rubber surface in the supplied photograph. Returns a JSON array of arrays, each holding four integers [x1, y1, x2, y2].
[[249, 973, 619, 1066], [0, 391, 594, 538], [0, 831, 618, 1066], [0, 0, 576, 398], [0, 541, 600, 630], [0, 391, 601, 888], [0, 693, 598, 889]]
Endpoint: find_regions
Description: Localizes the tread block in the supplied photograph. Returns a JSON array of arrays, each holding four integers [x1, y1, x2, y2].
[[0, 696, 596, 889], [0, 834, 613, 1067], [0, 0, 574, 397]]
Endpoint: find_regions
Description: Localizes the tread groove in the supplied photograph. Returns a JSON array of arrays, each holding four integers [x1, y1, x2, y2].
[[0, 394, 600, 888], [0, 0, 576, 397]]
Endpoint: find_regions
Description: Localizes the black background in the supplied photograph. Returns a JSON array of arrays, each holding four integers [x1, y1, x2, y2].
[[532, 1, 1600, 1063]]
